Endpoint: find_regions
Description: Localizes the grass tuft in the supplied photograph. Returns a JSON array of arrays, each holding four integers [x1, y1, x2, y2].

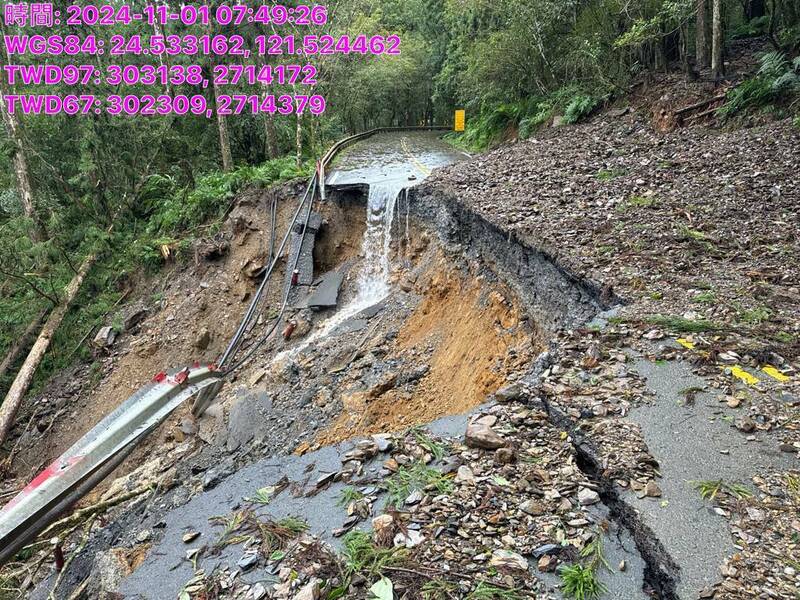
[[421, 578, 460, 599], [692, 480, 753, 501], [559, 563, 607, 600], [341, 530, 407, 579], [384, 462, 453, 507], [466, 582, 524, 600], [409, 426, 448, 461], [645, 314, 720, 333], [337, 487, 365, 507]]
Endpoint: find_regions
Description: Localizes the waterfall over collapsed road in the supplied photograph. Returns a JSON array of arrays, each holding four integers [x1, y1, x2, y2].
[[272, 180, 405, 362], [354, 180, 403, 306]]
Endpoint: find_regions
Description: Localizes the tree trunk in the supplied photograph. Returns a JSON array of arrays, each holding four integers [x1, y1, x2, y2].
[[0, 31, 44, 241], [263, 112, 279, 159], [680, 23, 695, 79], [0, 253, 97, 447], [696, 0, 709, 68], [0, 310, 48, 386], [207, 22, 233, 172], [295, 113, 303, 169], [215, 99, 233, 172], [149, 0, 173, 97], [711, 0, 724, 81]]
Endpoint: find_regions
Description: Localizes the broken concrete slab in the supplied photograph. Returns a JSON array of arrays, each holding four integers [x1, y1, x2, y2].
[[225, 391, 273, 452], [304, 271, 344, 310], [285, 211, 323, 303]]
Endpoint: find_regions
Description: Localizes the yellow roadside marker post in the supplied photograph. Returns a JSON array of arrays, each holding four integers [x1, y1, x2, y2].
[[454, 109, 466, 132]]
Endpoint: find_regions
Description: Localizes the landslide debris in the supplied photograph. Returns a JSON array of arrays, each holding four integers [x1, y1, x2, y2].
[[425, 116, 800, 359], [170, 400, 646, 600]]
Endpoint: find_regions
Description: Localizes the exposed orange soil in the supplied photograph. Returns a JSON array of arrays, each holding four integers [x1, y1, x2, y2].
[[10, 191, 298, 482], [315, 264, 538, 445]]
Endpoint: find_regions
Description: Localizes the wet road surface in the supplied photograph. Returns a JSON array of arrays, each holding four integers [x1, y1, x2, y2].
[[326, 131, 467, 187]]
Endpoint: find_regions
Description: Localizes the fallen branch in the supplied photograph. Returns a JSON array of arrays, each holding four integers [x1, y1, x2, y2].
[[0, 250, 99, 447], [684, 105, 725, 121], [675, 93, 727, 115], [38, 484, 152, 541], [47, 515, 96, 600], [0, 310, 48, 385]]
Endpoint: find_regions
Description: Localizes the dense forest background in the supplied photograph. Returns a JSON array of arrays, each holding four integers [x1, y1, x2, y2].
[[1, 0, 799, 401]]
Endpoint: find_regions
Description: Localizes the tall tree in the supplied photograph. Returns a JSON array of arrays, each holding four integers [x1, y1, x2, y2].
[[711, 0, 724, 80], [0, 26, 45, 241], [696, 0, 709, 68], [207, 18, 233, 171], [213, 82, 234, 172]]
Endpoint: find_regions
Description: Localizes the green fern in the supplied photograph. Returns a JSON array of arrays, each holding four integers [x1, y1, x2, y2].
[[563, 95, 599, 124]]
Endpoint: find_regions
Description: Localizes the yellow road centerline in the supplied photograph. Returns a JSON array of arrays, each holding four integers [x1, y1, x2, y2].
[[400, 137, 432, 177]]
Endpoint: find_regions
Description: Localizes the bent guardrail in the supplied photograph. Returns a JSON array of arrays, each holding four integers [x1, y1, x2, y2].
[[0, 365, 222, 563], [0, 125, 449, 566]]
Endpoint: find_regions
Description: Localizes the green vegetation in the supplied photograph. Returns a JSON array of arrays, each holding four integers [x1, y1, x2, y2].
[[450, 87, 608, 151], [596, 169, 625, 181], [559, 531, 609, 600], [384, 462, 453, 507], [341, 530, 407, 580], [719, 52, 800, 119], [739, 306, 773, 324], [617, 195, 659, 212], [2, 0, 800, 416], [692, 480, 754, 501], [338, 487, 365, 507], [580, 535, 612, 573], [559, 564, 607, 600], [409, 426, 448, 460], [0, 155, 308, 399], [693, 291, 717, 304], [466, 582, 523, 600], [209, 510, 308, 558], [421, 579, 460, 599]]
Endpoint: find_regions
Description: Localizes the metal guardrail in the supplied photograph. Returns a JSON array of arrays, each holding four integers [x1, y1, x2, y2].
[[193, 125, 448, 415], [0, 125, 449, 566], [0, 365, 221, 563]]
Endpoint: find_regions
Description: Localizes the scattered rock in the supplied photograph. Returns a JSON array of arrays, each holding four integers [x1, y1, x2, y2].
[[194, 328, 211, 350], [455, 466, 476, 485], [93, 326, 117, 349], [644, 481, 662, 498], [237, 553, 259, 571], [578, 488, 601, 506], [494, 383, 523, 403], [494, 446, 517, 465], [182, 531, 200, 544], [538, 555, 556, 572], [520, 500, 546, 516], [394, 530, 425, 549], [464, 422, 505, 450], [489, 549, 529, 573], [292, 578, 320, 600]]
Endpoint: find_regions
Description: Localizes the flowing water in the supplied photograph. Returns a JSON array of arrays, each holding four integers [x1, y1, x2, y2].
[[272, 180, 405, 361], [354, 181, 403, 305]]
